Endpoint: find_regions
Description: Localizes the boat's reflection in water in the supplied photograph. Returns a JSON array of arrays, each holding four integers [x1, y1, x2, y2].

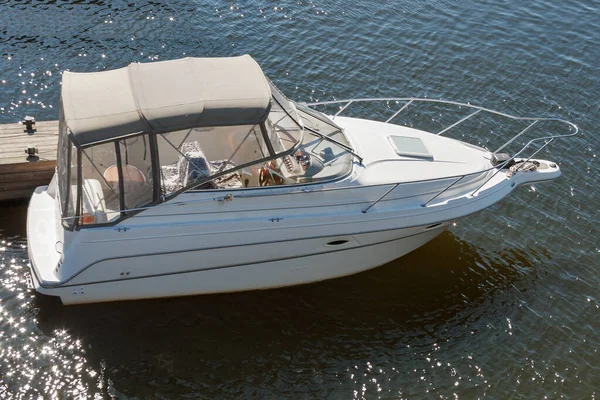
[[32, 230, 538, 397]]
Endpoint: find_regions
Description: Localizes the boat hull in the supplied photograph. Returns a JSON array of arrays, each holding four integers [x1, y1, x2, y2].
[[31, 224, 447, 305], [26, 107, 564, 305]]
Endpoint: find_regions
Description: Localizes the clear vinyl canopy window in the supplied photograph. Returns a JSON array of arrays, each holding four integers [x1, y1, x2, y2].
[[57, 84, 355, 228]]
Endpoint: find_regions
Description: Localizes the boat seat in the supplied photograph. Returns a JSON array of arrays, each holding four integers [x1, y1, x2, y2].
[[104, 164, 147, 192], [161, 142, 244, 192], [79, 179, 113, 224], [104, 164, 153, 209], [161, 145, 213, 193], [179, 150, 211, 188]]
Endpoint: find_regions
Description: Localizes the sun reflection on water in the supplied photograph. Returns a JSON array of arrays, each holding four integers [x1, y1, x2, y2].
[[0, 0, 599, 397]]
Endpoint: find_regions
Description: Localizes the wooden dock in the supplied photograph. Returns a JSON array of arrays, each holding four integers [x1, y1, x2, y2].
[[0, 119, 59, 201]]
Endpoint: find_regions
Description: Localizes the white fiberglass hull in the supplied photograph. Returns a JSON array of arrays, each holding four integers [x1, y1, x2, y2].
[[27, 112, 565, 305], [30, 223, 446, 305]]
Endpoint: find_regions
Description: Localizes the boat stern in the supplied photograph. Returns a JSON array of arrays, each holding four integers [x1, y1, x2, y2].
[[26, 183, 63, 293]]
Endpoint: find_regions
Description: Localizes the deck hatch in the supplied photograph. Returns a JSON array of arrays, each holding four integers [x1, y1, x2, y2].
[[388, 135, 433, 160]]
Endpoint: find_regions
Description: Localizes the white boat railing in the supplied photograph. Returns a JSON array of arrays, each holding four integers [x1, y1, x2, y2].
[[307, 98, 578, 211], [307, 97, 577, 152]]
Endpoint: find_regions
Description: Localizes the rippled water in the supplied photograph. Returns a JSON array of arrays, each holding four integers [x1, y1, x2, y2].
[[1, 0, 599, 398]]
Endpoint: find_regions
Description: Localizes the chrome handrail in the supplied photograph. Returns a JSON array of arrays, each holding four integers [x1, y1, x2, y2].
[[307, 97, 578, 153], [308, 97, 578, 210]]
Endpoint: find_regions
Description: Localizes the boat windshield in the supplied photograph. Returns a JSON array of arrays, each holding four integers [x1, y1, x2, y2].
[[265, 81, 303, 153], [156, 83, 354, 192]]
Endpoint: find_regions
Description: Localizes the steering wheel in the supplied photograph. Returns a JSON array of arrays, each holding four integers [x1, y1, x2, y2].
[[258, 161, 283, 186]]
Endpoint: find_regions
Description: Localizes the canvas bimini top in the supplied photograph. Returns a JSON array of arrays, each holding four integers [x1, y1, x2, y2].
[[61, 55, 273, 146]]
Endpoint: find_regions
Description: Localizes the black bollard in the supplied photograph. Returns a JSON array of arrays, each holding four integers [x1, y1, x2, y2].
[[25, 146, 39, 161], [22, 116, 36, 132]]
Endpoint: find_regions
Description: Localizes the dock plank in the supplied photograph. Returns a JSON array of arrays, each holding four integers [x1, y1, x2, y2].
[[0, 178, 54, 191], [0, 189, 42, 202], [0, 170, 55, 184], [0, 120, 59, 201], [0, 120, 59, 164], [0, 143, 59, 155], [0, 160, 56, 174]]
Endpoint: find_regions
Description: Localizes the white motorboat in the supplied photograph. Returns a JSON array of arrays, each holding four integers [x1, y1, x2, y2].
[[26, 55, 577, 304]]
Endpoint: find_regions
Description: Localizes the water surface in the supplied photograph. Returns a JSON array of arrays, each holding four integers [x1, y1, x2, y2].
[[1, 0, 598, 398]]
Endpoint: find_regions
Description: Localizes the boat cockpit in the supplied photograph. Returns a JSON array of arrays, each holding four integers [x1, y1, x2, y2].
[[57, 71, 355, 229]]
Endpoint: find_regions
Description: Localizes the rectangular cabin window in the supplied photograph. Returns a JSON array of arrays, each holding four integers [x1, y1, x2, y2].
[[56, 135, 69, 221], [79, 143, 122, 225], [117, 135, 154, 209], [57, 127, 80, 227], [156, 125, 268, 195], [64, 143, 78, 227]]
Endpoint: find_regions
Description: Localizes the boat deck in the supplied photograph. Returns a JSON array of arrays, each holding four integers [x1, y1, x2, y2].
[[0, 119, 58, 201]]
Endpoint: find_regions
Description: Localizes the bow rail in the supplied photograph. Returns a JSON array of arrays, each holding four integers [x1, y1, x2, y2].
[[307, 97, 577, 153], [307, 98, 578, 211]]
